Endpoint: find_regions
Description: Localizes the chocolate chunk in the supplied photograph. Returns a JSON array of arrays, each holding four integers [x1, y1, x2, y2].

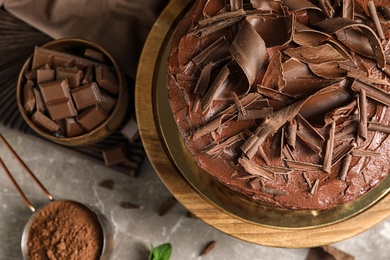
[[37, 68, 55, 84], [84, 48, 105, 62], [102, 144, 128, 167], [39, 78, 72, 105], [56, 67, 84, 89], [33, 87, 47, 113], [31, 111, 60, 132], [96, 66, 119, 95], [98, 179, 114, 190], [99, 92, 117, 114], [64, 118, 85, 137], [120, 118, 139, 143], [76, 105, 108, 131], [158, 197, 177, 216], [120, 202, 140, 209], [46, 99, 78, 120], [82, 65, 95, 84], [71, 82, 102, 110], [23, 80, 35, 113], [31, 47, 52, 69], [200, 241, 216, 256]]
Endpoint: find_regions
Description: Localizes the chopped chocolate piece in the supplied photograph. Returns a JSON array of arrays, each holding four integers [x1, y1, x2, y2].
[[296, 114, 325, 155], [368, 1, 385, 40], [84, 48, 105, 62], [33, 87, 47, 113], [46, 99, 78, 120], [71, 82, 102, 110], [249, 178, 262, 190], [99, 92, 117, 114], [36, 68, 55, 84], [98, 179, 114, 190], [102, 144, 128, 167], [120, 202, 140, 209], [31, 47, 52, 69], [82, 65, 95, 85], [120, 117, 139, 143], [38, 78, 71, 105], [339, 153, 352, 181], [158, 197, 178, 216], [31, 111, 60, 132], [23, 80, 35, 113], [56, 67, 84, 89], [24, 70, 37, 81], [76, 105, 107, 131], [200, 241, 216, 256], [192, 36, 230, 69], [96, 66, 119, 95], [64, 118, 85, 137]]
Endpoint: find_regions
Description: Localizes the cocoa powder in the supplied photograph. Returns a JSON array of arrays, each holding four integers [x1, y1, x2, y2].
[[26, 200, 104, 260]]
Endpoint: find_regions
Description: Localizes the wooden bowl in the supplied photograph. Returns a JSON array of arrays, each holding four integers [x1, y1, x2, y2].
[[16, 38, 128, 146]]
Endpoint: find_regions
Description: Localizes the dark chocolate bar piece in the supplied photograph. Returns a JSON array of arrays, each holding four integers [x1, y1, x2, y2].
[[39, 78, 72, 105], [102, 144, 128, 166]]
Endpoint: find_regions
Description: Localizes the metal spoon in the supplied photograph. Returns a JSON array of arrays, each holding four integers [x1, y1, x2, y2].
[[0, 134, 113, 259]]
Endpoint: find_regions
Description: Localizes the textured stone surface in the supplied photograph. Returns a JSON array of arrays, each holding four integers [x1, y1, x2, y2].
[[0, 125, 389, 260]]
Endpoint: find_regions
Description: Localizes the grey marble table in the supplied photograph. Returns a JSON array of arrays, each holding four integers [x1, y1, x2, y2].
[[0, 124, 389, 260]]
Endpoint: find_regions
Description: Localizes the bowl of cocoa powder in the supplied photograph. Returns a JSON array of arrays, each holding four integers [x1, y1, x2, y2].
[[21, 200, 113, 260]]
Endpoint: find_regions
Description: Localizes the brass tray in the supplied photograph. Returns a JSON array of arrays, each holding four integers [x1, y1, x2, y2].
[[136, 0, 390, 247]]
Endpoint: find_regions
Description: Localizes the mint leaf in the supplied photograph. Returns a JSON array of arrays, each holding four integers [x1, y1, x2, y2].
[[149, 243, 172, 260]]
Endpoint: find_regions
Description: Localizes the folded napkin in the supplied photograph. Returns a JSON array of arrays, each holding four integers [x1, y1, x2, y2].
[[2, 0, 168, 78]]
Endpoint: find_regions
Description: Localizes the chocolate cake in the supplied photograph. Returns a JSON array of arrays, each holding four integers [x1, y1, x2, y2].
[[167, 0, 390, 210]]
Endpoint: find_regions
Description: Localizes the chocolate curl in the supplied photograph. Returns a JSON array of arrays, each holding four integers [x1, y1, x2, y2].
[[339, 153, 352, 181], [284, 44, 347, 64], [351, 79, 390, 107], [286, 119, 297, 150], [367, 1, 385, 40], [284, 160, 324, 172], [201, 65, 230, 112], [342, 0, 354, 19], [261, 51, 285, 90], [323, 120, 336, 173], [315, 17, 385, 69], [296, 114, 325, 156], [310, 179, 320, 194], [283, 0, 322, 12], [332, 143, 354, 166], [205, 133, 245, 158], [193, 63, 212, 112], [192, 36, 231, 69], [318, 0, 334, 18], [250, 0, 284, 13], [358, 89, 368, 141], [231, 91, 246, 115], [257, 85, 293, 102], [238, 157, 276, 181], [293, 23, 331, 46], [230, 18, 267, 85], [368, 122, 390, 134]]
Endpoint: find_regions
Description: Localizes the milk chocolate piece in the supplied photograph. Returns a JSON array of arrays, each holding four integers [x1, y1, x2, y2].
[[64, 118, 85, 137], [24, 71, 37, 81], [31, 111, 60, 132], [56, 67, 84, 89], [102, 144, 127, 166], [46, 99, 78, 120], [39, 78, 71, 105], [71, 82, 102, 110], [23, 80, 35, 113], [96, 66, 119, 95], [76, 105, 107, 131], [32, 87, 47, 113], [99, 92, 116, 113], [36, 68, 55, 84], [84, 48, 105, 62], [120, 118, 139, 143], [82, 65, 94, 84], [31, 47, 52, 69]]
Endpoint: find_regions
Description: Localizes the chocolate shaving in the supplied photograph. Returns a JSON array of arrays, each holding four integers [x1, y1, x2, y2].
[[231, 91, 246, 115], [368, 1, 385, 40], [351, 148, 381, 157], [198, 9, 245, 26], [230, 18, 267, 85], [358, 89, 368, 141], [283, 44, 347, 64], [237, 108, 273, 120], [339, 153, 352, 181], [332, 143, 354, 166], [351, 79, 390, 107], [200, 241, 216, 256], [283, 0, 322, 12], [249, 178, 262, 190], [308, 62, 348, 79], [286, 119, 297, 149], [261, 51, 285, 90], [192, 37, 231, 69], [98, 179, 114, 190], [261, 187, 287, 196], [158, 197, 178, 216], [201, 65, 230, 111], [303, 172, 312, 189], [188, 16, 243, 38], [284, 160, 324, 172], [368, 122, 390, 134], [323, 120, 336, 173], [120, 202, 140, 209], [310, 179, 320, 194], [238, 157, 276, 181], [282, 144, 296, 161], [205, 132, 245, 157], [296, 114, 325, 156], [257, 85, 293, 102], [342, 0, 354, 19]]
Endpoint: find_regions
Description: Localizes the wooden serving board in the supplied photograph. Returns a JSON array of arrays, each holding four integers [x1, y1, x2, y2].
[[135, 0, 390, 248]]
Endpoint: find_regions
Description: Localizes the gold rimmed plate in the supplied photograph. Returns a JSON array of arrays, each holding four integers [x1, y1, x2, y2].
[[136, 0, 390, 247]]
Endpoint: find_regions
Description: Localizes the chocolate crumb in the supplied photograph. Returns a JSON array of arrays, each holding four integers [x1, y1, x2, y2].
[[200, 241, 216, 256], [158, 197, 178, 216], [185, 211, 198, 219], [98, 179, 114, 190], [120, 201, 140, 209], [306, 245, 355, 260]]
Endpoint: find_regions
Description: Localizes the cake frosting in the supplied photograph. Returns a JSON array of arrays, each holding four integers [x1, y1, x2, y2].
[[167, 0, 390, 210]]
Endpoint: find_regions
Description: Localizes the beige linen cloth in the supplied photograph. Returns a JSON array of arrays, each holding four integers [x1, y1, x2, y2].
[[2, 0, 168, 78]]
